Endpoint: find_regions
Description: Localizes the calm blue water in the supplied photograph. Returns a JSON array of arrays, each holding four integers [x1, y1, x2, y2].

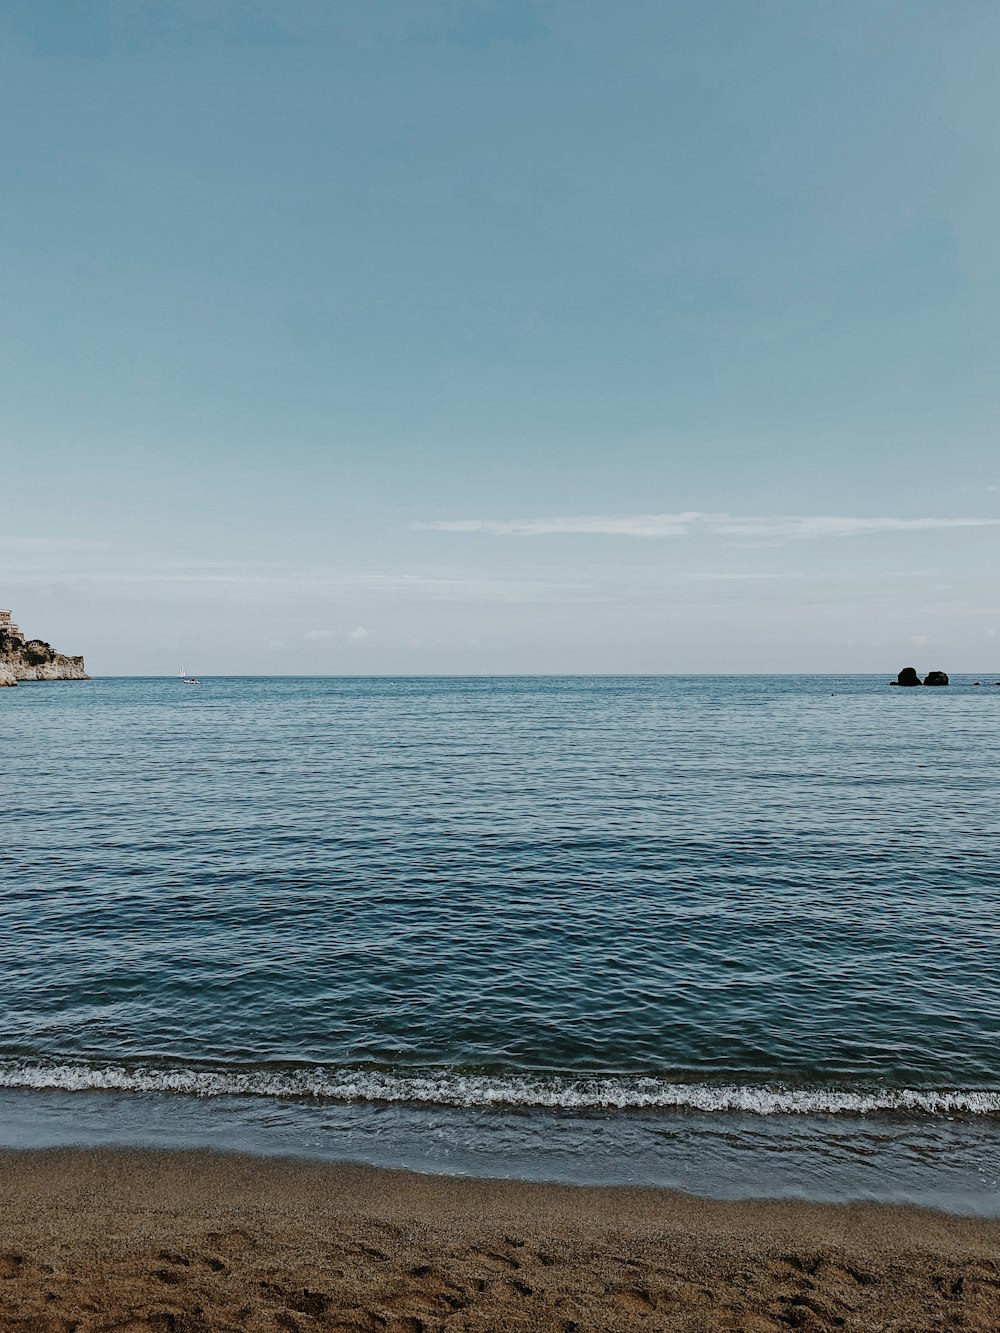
[[2, 676, 999, 1209]]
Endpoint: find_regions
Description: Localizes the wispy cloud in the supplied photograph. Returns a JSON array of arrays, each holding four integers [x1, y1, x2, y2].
[[304, 625, 371, 643], [417, 512, 712, 538], [417, 513, 999, 542], [0, 536, 112, 553], [4, 564, 582, 605], [716, 515, 998, 539]]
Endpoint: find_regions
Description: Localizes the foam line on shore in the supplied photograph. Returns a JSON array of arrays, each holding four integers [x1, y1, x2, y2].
[[2, 1060, 999, 1115]]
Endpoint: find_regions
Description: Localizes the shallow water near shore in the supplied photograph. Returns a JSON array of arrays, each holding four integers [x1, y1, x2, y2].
[[2, 675, 999, 1210], [1, 1088, 998, 1216]]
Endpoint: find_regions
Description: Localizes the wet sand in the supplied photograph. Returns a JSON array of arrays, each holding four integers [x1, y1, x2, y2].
[[0, 1148, 997, 1331]]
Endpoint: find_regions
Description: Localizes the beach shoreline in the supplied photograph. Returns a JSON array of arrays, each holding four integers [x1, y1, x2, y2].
[[0, 1147, 997, 1331]]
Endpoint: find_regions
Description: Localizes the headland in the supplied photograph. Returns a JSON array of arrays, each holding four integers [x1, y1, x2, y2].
[[0, 609, 89, 685]]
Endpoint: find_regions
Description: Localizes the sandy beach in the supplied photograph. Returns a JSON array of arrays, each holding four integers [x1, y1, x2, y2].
[[0, 1149, 996, 1331]]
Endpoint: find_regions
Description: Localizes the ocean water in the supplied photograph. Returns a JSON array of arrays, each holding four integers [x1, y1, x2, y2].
[[2, 675, 999, 1211]]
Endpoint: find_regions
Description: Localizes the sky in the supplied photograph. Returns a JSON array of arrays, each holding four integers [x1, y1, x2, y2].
[[2, 0, 999, 674]]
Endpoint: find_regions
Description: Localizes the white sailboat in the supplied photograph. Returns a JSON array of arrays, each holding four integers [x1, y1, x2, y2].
[[178, 667, 200, 684]]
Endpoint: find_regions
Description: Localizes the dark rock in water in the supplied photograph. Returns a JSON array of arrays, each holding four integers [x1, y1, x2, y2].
[[923, 670, 949, 687], [891, 667, 922, 687]]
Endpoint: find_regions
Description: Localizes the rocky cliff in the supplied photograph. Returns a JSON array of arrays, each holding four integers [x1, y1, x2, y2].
[[0, 628, 90, 686]]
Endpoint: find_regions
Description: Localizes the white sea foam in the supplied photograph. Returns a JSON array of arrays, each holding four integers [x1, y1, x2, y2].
[[1, 1062, 999, 1115]]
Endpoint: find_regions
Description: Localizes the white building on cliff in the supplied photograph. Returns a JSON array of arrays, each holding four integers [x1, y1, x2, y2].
[[0, 610, 25, 640]]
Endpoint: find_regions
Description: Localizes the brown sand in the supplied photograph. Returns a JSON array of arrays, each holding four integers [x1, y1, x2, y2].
[[0, 1149, 997, 1331]]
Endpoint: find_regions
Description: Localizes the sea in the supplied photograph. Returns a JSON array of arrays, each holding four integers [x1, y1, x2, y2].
[[2, 675, 998, 1213]]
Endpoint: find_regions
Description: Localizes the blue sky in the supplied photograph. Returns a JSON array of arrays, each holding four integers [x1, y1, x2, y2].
[[2, 0, 998, 673]]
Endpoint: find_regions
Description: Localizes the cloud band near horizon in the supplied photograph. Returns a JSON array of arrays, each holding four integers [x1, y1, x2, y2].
[[416, 513, 1000, 540]]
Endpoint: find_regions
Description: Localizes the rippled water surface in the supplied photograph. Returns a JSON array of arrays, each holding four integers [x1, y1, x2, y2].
[[2, 676, 999, 1207]]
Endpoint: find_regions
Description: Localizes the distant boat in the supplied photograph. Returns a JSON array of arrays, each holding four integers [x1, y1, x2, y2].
[[178, 668, 200, 684]]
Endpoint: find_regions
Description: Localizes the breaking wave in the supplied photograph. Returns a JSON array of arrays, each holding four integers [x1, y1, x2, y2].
[[2, 1060, 999, 1116]]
